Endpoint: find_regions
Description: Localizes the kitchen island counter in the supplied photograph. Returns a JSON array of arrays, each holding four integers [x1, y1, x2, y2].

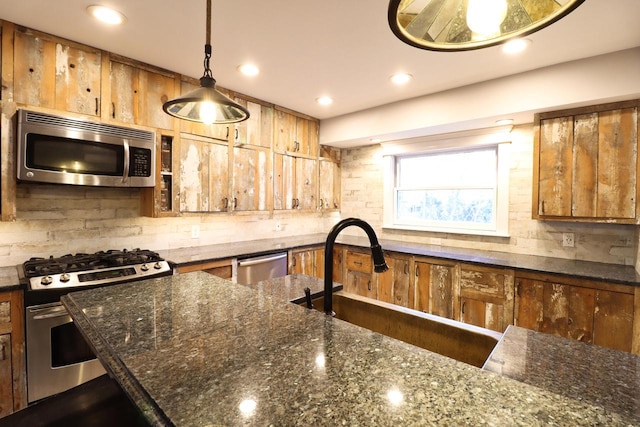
[[62, 272, 639, 426]]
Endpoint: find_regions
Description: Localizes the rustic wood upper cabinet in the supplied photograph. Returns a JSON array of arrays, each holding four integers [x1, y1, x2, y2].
[[232, 146, 269, 211], [13, 26, 102, 116], [319, 158, 340, 211], [459, 263, 515, 333], [179, 135, 230, 212], [414, 257, 457, 319], [232, 95, 273, 148], [273, 154, 318, 210], [109, 58, 176, 130], [533, 100, 640, 222], [274, 107, 319, 157], [514, 272, 638, 354]]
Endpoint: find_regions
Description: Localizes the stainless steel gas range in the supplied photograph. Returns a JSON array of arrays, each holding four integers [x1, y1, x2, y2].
[[20, 249, 173, 403]]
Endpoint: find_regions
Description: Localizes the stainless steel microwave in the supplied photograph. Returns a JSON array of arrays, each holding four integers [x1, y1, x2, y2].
[[17, 109, 156, 187]]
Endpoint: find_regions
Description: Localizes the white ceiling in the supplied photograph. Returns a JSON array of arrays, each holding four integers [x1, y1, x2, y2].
[[1, 1, 639, 127]]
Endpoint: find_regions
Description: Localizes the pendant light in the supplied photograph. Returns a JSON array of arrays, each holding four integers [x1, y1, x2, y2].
[[163, 0, 249, 124], [388, 0, 585, 51]]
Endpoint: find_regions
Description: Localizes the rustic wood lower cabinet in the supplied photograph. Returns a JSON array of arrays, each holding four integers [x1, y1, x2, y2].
[[177, 259, 234, 280], [0, 290, 26, 417], [515, 272, 638, 354], [282, 243, 639, 355]]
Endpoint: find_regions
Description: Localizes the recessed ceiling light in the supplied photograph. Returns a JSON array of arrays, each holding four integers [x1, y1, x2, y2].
[[316, 96, 333, 106], [496, 119, 514, 126], [390, 73, 413, 85], [237, 64, 259, 77], [502, 38, 531, 55], [87, 5, 126, 25]]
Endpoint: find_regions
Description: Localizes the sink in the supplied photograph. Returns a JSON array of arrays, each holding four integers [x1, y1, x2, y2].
[[304, 292, 502, 368]]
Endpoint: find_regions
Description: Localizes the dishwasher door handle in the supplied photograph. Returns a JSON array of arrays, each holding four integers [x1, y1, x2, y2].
[[238, 252, 287, 267]]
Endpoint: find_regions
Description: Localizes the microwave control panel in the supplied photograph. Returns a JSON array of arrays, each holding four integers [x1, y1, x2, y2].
[[130, 148, 152, 177]]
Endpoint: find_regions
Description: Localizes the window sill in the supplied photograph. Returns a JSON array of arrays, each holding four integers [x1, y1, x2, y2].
[[382, 223, 510, 238]]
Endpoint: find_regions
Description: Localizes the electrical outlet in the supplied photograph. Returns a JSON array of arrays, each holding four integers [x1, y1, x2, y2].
[[191, 224, 200, 239], [562, 232, 574, 248], [274, 223, 282, 232]]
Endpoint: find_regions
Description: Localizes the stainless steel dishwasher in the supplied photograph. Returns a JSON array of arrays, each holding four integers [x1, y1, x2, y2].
[[236, 252, 288, 285]]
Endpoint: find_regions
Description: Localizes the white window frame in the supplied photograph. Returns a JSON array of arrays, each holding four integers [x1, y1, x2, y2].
[[382, 127, 511, 237]]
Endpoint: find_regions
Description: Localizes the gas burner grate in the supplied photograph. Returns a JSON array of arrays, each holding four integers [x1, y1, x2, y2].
[[23, 249, 164, 278]]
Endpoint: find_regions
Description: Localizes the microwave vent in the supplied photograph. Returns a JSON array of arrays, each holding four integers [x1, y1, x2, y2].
[[23, 110, 154, 142]]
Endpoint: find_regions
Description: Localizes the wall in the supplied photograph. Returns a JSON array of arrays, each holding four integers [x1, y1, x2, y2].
[[339, 124, 638, 265], [0, 184, 338, 266]]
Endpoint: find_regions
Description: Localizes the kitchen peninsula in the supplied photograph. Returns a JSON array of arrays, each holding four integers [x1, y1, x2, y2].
[[62, 271, 639, 426]]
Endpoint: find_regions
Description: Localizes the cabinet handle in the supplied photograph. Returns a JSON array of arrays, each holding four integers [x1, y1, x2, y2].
[[404, 263, 409, 275], [354, 261, 362, 266], [226, 127, 229, 139], [367, 281, 371, 291], [222, 197, 229, 209], [540, 200, 545, 215], [0, 342, 5, 361], [516, 281, 521, 297], [233, 197, 238, 209], [415, 265, 420, 277], [292, 257, 296, 267], [461, 301, 466, 314], [111, 102, 116, 119], [95, 97, 99, 115], [235, 128, 239, 141]]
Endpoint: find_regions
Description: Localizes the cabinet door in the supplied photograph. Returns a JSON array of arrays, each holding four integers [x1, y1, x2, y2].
[[14, 28, 101, 116], [274, 109, 296, 152], [290, 249, 315, 276], [273, 153, 295, 210], [0, 334, 12, 418], [233, 97, 273, 149], [180, 137, 229, 212], [377, 253, 412, 307], [110, 60, 175, 129], [295, 116, 319, 156], [415, 259, 456, 319], [232, 146, 268, 211], [459, 264, 514, 332], [343, 249, 376, 298], [295, 158, 318, 210], [516, 279, 595, 343], [534, 101, 639, 221], [319, 160, 340, 210]]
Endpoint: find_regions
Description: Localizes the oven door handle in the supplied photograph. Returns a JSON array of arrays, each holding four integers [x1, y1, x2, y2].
[[31, 305, 69, 320]]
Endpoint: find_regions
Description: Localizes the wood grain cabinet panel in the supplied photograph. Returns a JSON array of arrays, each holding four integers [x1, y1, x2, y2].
[[533, 99, 639, 222], [232, 146, 269, 211], [515, 274, 637, 354], [14, 27, 102, 116], [274, 107, 319, 157], [179, 136, 229, 212], [459, 264, 514, 332], [414, 258, 457, 319], [109, 59, 175, 130], [343, 248, 376, 299], [232, 96, 273, 148], [377, 252, 412, 308], [0, 290, 26, 417], [273, 154, 318, 211], [319, 159, 341, 210]]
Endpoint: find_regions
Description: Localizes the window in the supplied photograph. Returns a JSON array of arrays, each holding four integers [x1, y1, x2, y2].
[[383, 131, 510, 236]]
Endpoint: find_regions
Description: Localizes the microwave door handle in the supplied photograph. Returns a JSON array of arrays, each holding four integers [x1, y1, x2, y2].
[[122, 140, 130, 184]]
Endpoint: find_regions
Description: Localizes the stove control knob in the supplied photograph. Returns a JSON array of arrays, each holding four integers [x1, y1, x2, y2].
[[153, 262, 163, 270], [41, 276, 53, 286], [60, 273, 71, 282], [141, 264, 149, 272]]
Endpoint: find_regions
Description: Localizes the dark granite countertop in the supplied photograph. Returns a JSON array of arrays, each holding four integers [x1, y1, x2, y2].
[[62, 272, 639, 426], [484, 325, 640, 421], [0, 266, 22, 291], [159, 233, 640, 286]]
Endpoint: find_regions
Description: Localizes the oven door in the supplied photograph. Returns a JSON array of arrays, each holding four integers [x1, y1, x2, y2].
[[26, 302, 105, 403]]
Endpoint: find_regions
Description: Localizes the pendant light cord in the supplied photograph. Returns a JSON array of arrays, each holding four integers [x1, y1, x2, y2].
[[203, 0, 213, 79]]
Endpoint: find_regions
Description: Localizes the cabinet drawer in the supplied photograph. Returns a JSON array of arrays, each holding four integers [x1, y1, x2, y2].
[[345, 251, 372, 274], [0, 301, 10, 325], [459, 264, 512, 301]]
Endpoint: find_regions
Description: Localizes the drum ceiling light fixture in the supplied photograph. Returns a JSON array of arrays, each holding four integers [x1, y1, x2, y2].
[[388, 0, 585, 51], [163, 0, 249, 124]]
